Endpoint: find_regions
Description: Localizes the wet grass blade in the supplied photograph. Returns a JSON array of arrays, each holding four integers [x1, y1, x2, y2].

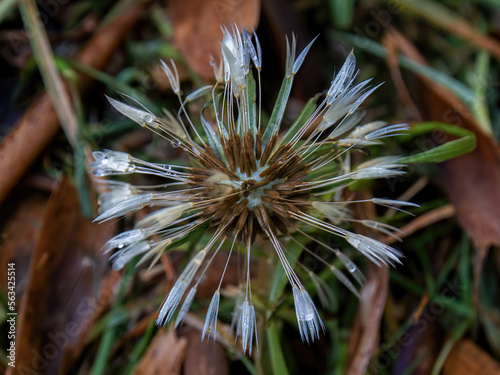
[[397, 122, 476, 164]]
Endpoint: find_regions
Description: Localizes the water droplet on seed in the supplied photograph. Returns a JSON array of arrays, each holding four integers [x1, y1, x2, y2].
[[143, 114, 154, 124], [171, 140, 180, 148]]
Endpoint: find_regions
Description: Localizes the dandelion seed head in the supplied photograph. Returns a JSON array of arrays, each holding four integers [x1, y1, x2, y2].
[[91, 26, 412, 353]]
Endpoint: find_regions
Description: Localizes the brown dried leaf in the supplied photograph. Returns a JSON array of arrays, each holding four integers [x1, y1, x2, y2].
[[182, 329, 229, 375], [346, 196, 389, 375], [166, 0, 261, 79], [133, 328, 187, 375], [443, 339, 500, 375], [9, 177, 114, 375], [428, 98, 500, 250], [0, 191, 48, 299], [347, 264, 388, 375]]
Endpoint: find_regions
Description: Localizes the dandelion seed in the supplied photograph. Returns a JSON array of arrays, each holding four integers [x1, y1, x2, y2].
[[90, 149, 135, 176], [175, 287, 197, 329], [93, 193, 154, 222], [202, 290, 221, 341], [97, 182, 137, 214], [237, 299, 258, 355], [104, 228, 147, 253], [293, 285, 324, 344], [92, 27, 413, 353], [346, 233, 403, 267]]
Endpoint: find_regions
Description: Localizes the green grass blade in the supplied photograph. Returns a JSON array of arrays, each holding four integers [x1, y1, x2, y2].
[[469, 50, 492, 134], [63, 58, 160, 113], [0, 0, 18, 25], [163, 219, 211, 253], [240, 356, 258, 375], [278, 96, 318, 148], [397, 122, 476, 164], [19, 0, 79, 147], [125, 320, 156, 374], [261, 75, 293, 149], [329, 0, 354, 29], [91, 260, 137, 375], [267, 321, 290, 375]]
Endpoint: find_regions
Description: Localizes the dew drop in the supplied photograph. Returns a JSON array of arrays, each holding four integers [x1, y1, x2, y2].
[[171, 140, 181, 148], [143, 114, 154, 124], [161, 164, 172, 174]]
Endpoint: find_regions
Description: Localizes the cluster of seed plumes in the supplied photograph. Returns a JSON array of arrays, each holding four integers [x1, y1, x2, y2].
[[90, 27, 415, 354]]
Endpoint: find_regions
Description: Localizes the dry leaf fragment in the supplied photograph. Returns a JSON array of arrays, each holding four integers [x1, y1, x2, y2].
[[443, 339, 500, 375], [346, 196, 389, 375], [166, 0, 261, 78], [0, 192, 48, 299], [9, 177, 114, 375], [133, 328, 187, 375], [182, 329, 229, 375]]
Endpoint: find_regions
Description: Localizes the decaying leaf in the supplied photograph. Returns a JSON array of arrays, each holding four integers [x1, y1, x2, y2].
[[443, 339, 500, 375], [9, 177, 114, 375], [182, 329, 229, 375], [0, 191, 48, 299], [133, 327, 187, 375], [346, 197, 389, 375], [166, 0, 261, 78]]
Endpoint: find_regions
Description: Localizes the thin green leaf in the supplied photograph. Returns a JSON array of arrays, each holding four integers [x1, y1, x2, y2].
[[431, 316, 473, 375], [0, 0, 19, 26], [267, 321, 290, 375], [125, 320, 156, 375], [469, 50, 492, 134], [329, 0, 354, 29], [91, 259, 137, 375], [397, 122, 476, 164], [278, 96, 318, 148], [20, 0, 79, 147], [261, 74, 294, 150], [240, 356, 258, 375]]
